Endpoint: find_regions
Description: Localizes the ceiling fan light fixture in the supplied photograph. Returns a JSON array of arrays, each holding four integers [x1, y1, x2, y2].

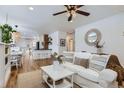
[[66, 11, 70, 17], [53, 5, 90, 22], [71, 10, 76, 18], [67, 10, 76, 18]]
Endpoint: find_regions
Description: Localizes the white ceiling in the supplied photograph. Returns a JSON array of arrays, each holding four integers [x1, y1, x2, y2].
[[0, 5, 124, 35]]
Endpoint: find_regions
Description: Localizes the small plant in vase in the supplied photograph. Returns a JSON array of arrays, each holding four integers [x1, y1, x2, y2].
[[94, 40, 104, 48], [94, 40, 105, 54], [51, 52, 64, 64]]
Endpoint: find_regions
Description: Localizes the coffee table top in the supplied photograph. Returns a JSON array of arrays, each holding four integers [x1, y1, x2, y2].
[[41, 65, 74, 81]]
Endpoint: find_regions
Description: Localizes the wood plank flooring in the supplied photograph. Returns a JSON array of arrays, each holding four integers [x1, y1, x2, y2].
[[6, 52, 52, 88]]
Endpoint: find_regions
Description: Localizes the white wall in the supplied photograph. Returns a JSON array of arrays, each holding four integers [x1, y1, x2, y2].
[[49, 31, 67, 55], [16, 38, 33, 49], [49, 31, 59, 54], [75, 13, 124, 67]]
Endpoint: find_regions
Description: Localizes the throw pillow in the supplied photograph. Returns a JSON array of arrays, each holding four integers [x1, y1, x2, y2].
[[89, 61, 104, 72], [74, 57, 89, 68], [89, 55, 109, 72]]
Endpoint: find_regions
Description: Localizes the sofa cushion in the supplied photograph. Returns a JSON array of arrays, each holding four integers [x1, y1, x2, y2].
[[78, 69, 99, 82], [91, 55, 108, 62], [74, 57, 89, 68], [89, 60, 105, 71], [99, 69, 117, 82], [63, 62, 85, 73]]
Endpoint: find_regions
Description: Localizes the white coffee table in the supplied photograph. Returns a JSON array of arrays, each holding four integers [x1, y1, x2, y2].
[[41, 65, 74, 88]]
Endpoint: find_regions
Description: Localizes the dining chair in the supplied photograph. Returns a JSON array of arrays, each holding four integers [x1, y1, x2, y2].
[[11, 55, 21, 70]]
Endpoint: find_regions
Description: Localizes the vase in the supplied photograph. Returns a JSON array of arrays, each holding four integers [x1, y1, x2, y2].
[[97, 48, 103, 54]]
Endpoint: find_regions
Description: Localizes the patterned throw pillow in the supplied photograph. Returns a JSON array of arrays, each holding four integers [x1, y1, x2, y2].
[[74, 57, 89, 68]]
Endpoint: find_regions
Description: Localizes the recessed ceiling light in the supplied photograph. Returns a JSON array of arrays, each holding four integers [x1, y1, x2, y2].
[[29, 7, 34, 11]]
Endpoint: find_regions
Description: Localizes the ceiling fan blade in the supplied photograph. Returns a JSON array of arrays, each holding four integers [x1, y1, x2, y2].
[[53, 10, 67, 16], [68, 14, 73, 21], [76, 10, 90, 16], [76, 5, 84, 8]]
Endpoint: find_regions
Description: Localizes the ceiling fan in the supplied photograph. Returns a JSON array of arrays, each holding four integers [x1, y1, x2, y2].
[[53, 5, 90, 22]]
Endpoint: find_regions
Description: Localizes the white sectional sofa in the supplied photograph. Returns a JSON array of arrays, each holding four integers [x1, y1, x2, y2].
[[62, 52, 118, 88]]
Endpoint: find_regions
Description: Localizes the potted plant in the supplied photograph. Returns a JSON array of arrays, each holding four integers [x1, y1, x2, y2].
[[51, 52, 64, 64], [0, 24, 16, 43], [94, 40, 105, 54], [51, 52, 64, 69]]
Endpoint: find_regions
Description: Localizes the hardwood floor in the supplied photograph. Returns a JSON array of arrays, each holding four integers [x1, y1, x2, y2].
[[6, 52, 52, 88]]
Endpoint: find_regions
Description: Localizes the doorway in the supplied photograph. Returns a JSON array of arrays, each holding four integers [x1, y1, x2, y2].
[[66, 32, 75, 51]]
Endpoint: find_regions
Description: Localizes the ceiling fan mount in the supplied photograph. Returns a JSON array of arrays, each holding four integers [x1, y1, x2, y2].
[[53, 5, 90, 22]]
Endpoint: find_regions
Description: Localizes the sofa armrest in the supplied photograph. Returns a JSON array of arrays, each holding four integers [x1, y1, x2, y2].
[[98, 69, 117, 87]]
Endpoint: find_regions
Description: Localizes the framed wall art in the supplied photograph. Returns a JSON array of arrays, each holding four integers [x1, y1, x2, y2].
[[60, 39, 66, 47]]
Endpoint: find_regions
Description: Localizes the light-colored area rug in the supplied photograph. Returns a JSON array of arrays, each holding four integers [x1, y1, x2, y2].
[[17, 70, 46, 88], [17, 70, 79, 88]]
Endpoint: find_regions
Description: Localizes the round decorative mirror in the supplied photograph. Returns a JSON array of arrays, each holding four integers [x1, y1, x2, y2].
[[85, 29, 102, 46], [87, 32, 97, 43]]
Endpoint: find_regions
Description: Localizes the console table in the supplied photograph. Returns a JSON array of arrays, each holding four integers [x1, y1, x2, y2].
[[32, 50, 52, 60]]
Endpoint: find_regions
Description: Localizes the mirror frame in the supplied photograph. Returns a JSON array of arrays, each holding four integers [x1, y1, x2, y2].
[[85, 29, 102, 46]]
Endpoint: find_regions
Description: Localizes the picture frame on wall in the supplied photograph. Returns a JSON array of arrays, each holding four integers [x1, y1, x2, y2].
[[60, 39, 66, 47]]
